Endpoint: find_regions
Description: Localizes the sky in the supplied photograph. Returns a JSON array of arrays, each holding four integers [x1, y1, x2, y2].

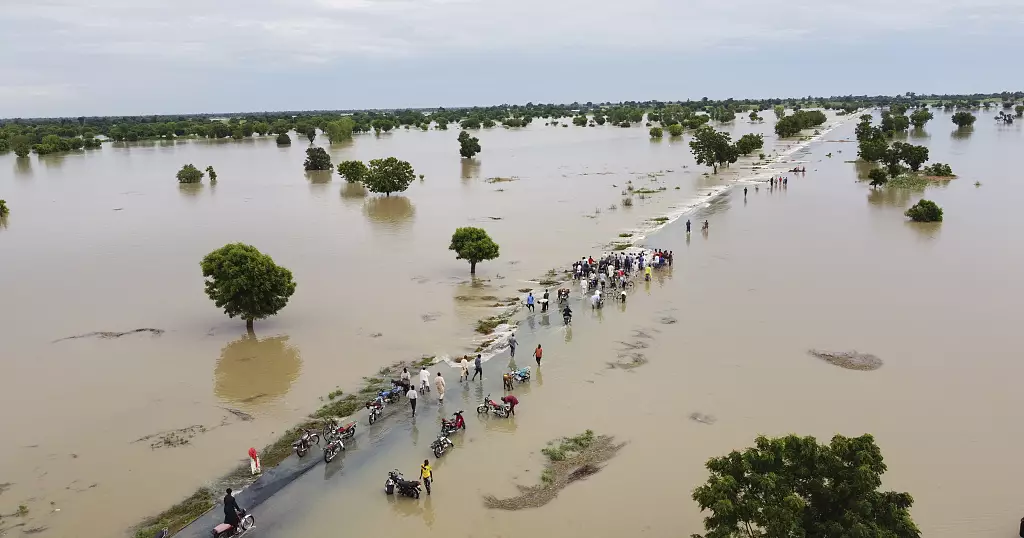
[[1, 0, 1023, 118]]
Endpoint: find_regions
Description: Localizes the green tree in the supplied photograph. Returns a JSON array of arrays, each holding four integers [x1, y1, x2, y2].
[[689, 126, 737, 173], [922, 163, 954, 176], [0, 199, 9, 217], [692, 434, 920, 538], [336, 160, 368, 183], [1015, 105, 1024, 117], [365, 157, 415, 196], [14, 145, 30, 158], [458, 131, 481, 158], [748, 111, 762, 122], [773, 105, 785, 119], [649, 126, 664, 138], [895, 142, 929, 171], [305, 126, 317, 144], [667, 124, 684, 137], [176, 164, 204, 184], [276, 133, 291, 145], [572, 115, 588, 127], [909, 109, 933, 128], [206, 166, 218, 183], [448, 227, 500, 274], [868, 168, 889, 188], [594, 116, 606, 126], [252, 121, 270, 135], [880, 146, 905, 177], [303, 147, 332, 171], [325, 118, 355, 143], [735, 133, 764, 155], [951, 111, 976, 128], [200, 243, 297, 332], [905, 199, 943, 222]]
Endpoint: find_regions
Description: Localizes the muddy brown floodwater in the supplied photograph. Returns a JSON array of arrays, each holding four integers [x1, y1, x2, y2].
[[2, 108, 1021, 537]]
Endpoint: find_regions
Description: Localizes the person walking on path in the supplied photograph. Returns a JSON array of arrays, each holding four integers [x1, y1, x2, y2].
[[420, 459, 433, 495], [434, 372, 446, 403], [419, 366, 431, 394], [459, 355, 469, 382], [744, 186, 748, 197], [526, 292, 535, 312], [534, 344, 543, 367], [472, 354, 483, 381], [509, 333, 517, 358], [686, 219, 691, 233], [407, 385, 418, 416]]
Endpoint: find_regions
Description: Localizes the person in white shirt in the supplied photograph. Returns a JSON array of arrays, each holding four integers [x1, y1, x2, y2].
[[591, 290, 602, 308], [459, 356, 469, 382], [419, 367, 430, 393], [407, 386, 418, 416], [434, 372, 446, 402], [400, 368, 411, 389]]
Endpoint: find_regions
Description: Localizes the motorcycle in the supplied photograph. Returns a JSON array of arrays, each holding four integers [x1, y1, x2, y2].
[[563, 310, 572, 326], [440, 410, 466, 436], [431, 433, 453, 458], [385, 470, 421, 499], [477, 394, 509, 418], [323, 435, 344, 463], [378, 387, 402, 404], [366, 397, 385, 425], [511, 366, 531, 383], [292, 429, 319, 457], [211, 511, 254, 537], [320, 419, 357, 441]]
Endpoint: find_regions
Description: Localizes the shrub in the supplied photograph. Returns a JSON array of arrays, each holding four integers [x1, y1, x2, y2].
[[649, 127, 663, 138], [905, 199, 943, 222], [303, 147, 332, 171], [176, 164, 204, 184], [951, 111, 976, 128], [867, 168, 889, 187], [276, 133, 291, 145], [922, 163, 954, 177], [337, 160, 368, 183], [621, 197, 633, 207], [667, 124, 684, 137]]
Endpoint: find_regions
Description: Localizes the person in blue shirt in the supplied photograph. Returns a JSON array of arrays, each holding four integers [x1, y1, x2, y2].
[[526, 292, 535, 312], [472, 354, 483, 381]]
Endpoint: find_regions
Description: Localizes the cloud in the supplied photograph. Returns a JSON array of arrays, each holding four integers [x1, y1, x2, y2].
[[0, 0, 1022, 116]]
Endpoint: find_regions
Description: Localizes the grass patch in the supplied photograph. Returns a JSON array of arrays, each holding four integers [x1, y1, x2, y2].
[[484, 176, 518, 183], [612, 243, 629, 251], [651, 216, 669, 224], [327, 389, 344, 400], [311, 394, 362, 421], [132, 488, 214, 538], [517, 287, 532, 293], [537, 278, 560, 287], [632, 188, 660, 194], [885, 174, 930, 189], [476, 314, 510, 334], [483, 430, 624, 510], [617, 233, 632, 238], [620, 197, 633, 207]]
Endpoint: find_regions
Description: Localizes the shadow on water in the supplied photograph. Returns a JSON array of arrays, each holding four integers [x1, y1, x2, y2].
[[904, 220, 942, 242], [910, 127, 930, 140], [340, 182, 368, 207], [178, 183, 204, 197], [305, 170, 332, 185], [853, 160, 877, 180], [951, 127, 973, 140], [14, 157, 32, 177], [363, 195, 415, 229], [866, 186, 914, 208], [38, 153, 67, 169], [0, 215, 8, 230], [214, 334, 302, 408], [460, 159, 481, 180]]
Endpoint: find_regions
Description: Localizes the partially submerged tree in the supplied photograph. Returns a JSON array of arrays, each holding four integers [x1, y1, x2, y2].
[[868, 168, 889, 188], [176, 164, 204, 184], [951, 111, 976, 128], [909, 109, 934, 128], [894, 142, 929, 171], [748, 111, 763, 122], [365, 157, 416, 196], [906, 199, 943, 222], [0, 199, 9, 217], [735, 133, 764, 155], [1016, 105, 1024, 118], [692, 434, 920, 538], [649, 127, 663, 138], [689, 126, 737, 173], [458, 130, 481, 158], [325, 118, 355, 143], [276, 133, 291, 145], [206, 166, 218, 183], [305, 126, 317, 144], [922, 163, 954, 177], [303, 147, 332, 171], [773, 105, 785, 119], [336, 160, 368, 183], [449, 227, 500, 274], [200, 243, 297, 331], [667, 124, 684, 137]]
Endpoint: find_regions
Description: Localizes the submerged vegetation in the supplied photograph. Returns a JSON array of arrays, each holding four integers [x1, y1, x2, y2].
[[303, 147, 332, 171], [905, 199, 943, 222], [200, 243, 296, 331], [450, 227, 500, 275], [175, 164, 204, 184]]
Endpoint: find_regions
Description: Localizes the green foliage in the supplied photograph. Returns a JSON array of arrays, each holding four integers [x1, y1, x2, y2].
[[905, 199, 943, 222], [541, 430, 596, 462], [773, 105, 786, 119], [14, 145, 30, 158], [176, 164, 204, 184], [880, 112, 910, 135], [894, 142, 929, 171], [458, 130, 481, 158], [460, 117, 481, 130], [572, 115, 588, 127], [275, 132, 291, 145], [131, 488, 215, 538], [868, 168, 889, 187], [922, 163, 954, 177], [649, 127, 663, 138], [748, 111, 762, 122], [692, 434, 920, 538], [303, 147, 332, 171], [667, 124, 684, 137], [689, 126, 738, 173], [365, 157, 416, 196], [880, 146, 906, 178], [0, 199, 9, 217], [449, 226, 500, 274], [909, 109, 933, 128], [594, 116, 606, 125], [205, 166, 217, 183], [200, 243, 296, 328], [1016, 105, 1024, 117], [775, 110, 827, 137], [305, 126, 317, 143], [951, 111, 976, 128], [325, 117, 355, 143], [735, 133, 764, 155], [336, 160, 368, 183]]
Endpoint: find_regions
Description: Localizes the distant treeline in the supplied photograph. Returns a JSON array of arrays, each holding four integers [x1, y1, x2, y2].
[[1, 91, 1021, 155]]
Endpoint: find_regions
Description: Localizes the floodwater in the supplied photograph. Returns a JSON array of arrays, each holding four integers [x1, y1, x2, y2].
[[3, 107, 1021, 537]]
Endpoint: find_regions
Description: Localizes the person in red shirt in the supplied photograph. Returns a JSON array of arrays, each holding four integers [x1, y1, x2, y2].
[[501, 394, 519, 416]]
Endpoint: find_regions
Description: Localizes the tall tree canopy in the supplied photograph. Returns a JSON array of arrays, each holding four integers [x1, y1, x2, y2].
[[336, 160, 368, 183], [458, 130, 481, 158], [303, 147, 332, 171], [449, 227, 500, 274], [365, 157, 416, 196], [176, 164, 204, 184], [200, 243, 297, 331], [689, 126, 738, 173], [692, 434, 920, 538], [951, 111, 976, 128]]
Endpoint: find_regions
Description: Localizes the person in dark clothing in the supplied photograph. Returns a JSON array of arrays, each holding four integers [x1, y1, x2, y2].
[[685, 219, 691, 233], [223, 488, 244, 527], [471, 354, 483, 381]]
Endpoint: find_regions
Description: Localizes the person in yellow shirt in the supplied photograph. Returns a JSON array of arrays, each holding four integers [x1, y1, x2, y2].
[[420, 459, 433, 495], [644, 265, 652, 281]]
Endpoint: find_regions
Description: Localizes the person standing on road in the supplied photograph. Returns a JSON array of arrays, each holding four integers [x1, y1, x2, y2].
[[686, 219, 691, 233], [420, 459, 433, 495], [407, 385, 418, 416], [472, 354, 483, 381], [460, 355, 470, 382], [526, 292, 535, 312], [419, 366, 430, 394], [534, 344, 543, 367], [434, 372, 446, 403], [509, 333, 517, 358]]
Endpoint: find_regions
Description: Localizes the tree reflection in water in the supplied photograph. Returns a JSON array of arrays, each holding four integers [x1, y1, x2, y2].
[[215, 333, 302, 408]]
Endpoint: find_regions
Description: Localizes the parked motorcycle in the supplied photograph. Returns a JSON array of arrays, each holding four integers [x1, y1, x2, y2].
[[292, 429, 319, 457], [378, 387, 402, 404], [511, 366, 531, 383], [440, 410, 466, 436], [477, 394, 509, 417], [431, 433, 453, 458], [366, 398, 384, 425], [211, 511, 254, 537], [385, 469, 421, 499], [323, 436, 344, 463], [322, 420, 357, 441]]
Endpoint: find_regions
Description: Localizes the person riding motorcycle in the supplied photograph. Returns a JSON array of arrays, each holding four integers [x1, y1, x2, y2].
[[223, 488, 245, 529], [562, 304, 572, 323]]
